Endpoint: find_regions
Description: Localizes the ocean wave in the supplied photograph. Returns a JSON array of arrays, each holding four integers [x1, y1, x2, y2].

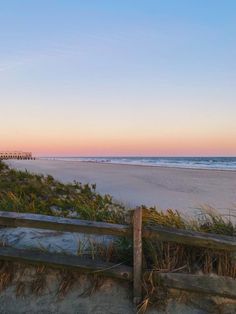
[[40, 157, 236, 171]]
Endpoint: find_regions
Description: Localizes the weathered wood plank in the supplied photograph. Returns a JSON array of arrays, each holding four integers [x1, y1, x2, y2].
[[133, 207, 143, 304], [1, 211, 236, 252], [156, 272, 236, 299], [0, 211, 131, 237], [0, 247, 133, 281], [143, 224, 236, 251]]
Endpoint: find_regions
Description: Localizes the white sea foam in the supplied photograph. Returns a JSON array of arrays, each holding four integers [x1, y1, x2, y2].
[[40, 157, 236, 171]]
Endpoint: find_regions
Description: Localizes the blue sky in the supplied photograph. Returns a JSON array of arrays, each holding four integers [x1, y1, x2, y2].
[[0, 1, 236, 156]]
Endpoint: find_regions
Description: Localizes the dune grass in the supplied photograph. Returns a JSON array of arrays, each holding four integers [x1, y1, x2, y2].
[[1, 160, 236, 272], [0, 161, 126, 223], [1, 160, 236, 309], [142, 206, 236, 274]]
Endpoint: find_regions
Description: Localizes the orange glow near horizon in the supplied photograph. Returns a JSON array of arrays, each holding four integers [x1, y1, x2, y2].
[[2, 133, 236, 157], [2, 109, 235, 156]]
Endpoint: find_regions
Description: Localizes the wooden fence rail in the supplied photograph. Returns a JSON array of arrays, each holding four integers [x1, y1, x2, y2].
[[156, 272, 236, 299], [1, 209, 236, 303], [1, 210, 236, 251], [0, 247, 132, 281], [0, 211, 131, 237], [143, 224, 236, 251]]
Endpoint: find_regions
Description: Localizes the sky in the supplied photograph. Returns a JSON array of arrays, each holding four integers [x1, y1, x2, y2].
[[0, 0, 236, 157]]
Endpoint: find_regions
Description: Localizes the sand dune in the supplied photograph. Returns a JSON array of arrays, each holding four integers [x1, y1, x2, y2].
[[6, 159, 236, 216]]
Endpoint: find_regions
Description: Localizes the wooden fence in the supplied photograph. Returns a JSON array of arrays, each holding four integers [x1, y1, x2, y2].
[[1, 209, 236, 304]]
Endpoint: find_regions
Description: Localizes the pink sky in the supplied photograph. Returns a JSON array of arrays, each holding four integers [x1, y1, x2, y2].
[[1, 133, 236, 156]]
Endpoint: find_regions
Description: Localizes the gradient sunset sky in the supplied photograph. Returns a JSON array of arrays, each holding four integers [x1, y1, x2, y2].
[[1, 1, 235, 156]]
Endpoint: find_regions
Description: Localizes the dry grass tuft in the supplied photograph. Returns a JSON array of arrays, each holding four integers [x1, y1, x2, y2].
[[140, 270, 169, 313], [142, 207, 186, 229], [142, 207, 236, 276], [79, 274, 104, 297], [30, 265, 47, 296], [93, 242, 117, 263], [0, 261, 14, 292], [140, 207, 236, 311], [57, 269, 77, 298]]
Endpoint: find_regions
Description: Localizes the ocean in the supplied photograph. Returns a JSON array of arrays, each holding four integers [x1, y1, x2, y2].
[[41, 157, 236, 171]]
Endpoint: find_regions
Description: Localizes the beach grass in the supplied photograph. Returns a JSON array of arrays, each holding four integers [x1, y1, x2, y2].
[[0, 161, 126, 223], [1, 160, 236, 309], [1, 160, 236, 270]]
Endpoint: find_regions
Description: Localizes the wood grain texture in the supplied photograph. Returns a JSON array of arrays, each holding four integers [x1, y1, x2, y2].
[[143, 224, 236, 251], [0, 211, 236, 251], [0, 211, 131, 237], [0, 246, 133, 281], [157, 272, 236, 299], [133, 207, 142, 304]]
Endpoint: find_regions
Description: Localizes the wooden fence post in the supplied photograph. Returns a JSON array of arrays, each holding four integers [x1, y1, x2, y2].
[[133, 207, 143, 305]]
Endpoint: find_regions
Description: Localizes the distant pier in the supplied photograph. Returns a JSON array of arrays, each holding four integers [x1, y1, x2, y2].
[[0, 151, 34, 160]]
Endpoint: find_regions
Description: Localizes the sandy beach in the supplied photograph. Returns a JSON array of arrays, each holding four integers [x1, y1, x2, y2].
[[5, 159, 236, 216]]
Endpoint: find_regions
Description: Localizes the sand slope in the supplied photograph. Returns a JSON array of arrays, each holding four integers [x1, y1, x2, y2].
[[6, 159, 236, 215]]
